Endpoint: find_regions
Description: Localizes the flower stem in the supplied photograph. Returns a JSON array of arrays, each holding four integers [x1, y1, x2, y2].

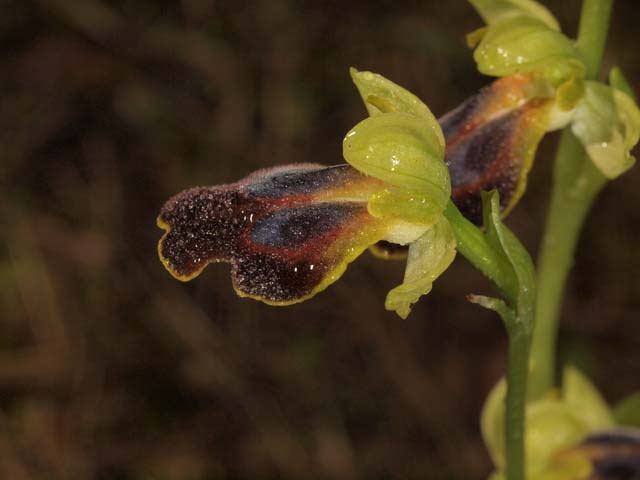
[[529, 0, 613, 400], [446, 199, 534, 480], [444, 201, 518, 301], [506, 326, 531, 480]]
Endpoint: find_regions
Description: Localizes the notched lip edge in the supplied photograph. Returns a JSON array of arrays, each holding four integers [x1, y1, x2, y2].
[[156, 215, 208, 282]]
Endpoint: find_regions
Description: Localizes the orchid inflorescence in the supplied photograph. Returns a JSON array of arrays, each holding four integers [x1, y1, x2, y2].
[[157, 0, 640, 478]]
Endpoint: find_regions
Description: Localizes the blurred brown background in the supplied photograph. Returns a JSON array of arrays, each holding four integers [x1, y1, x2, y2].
[[1, 1, 639, 478]]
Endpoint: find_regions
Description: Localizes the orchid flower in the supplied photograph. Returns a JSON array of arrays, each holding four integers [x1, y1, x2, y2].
[[157, 32, 584, 320], [467, 0, 640, 181], [156, 64, 569, 318], [158, 70, 457, 319], [157, 0, 640, 320], [482, 366, 640, 480]]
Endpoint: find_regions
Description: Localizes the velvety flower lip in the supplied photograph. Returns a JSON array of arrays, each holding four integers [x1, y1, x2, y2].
[[157, 163, 421, 305]]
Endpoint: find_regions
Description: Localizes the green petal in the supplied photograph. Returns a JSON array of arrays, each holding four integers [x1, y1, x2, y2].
[[562, 366, 615, 431], [385, 219, 456, 319], [349, 68, 445, 150], [468, 0, 560, 30], [571, 81, 640, 178], [368, 188, 445, 227], [343, 112, 450, 220], [473, 16, 579, 79]]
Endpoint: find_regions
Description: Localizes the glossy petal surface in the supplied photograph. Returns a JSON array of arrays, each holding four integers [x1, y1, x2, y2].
[[385, 219, 456, 319], [442, 75, 551, 223], [468, 0, 560, 30]]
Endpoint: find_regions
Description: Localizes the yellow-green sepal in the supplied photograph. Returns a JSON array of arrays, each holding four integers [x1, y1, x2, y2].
[[385, 219, 456, 319], [481, 366, 615, 479], [468, 0, 560, 30], [571, 81, 640, 178], [473, 16, 580, 79], [562, 366, 615, 431], [609, 66, 636, 101], [343, 112, 450, 221], [487, 453, 593, 480], [349, 68, 445, 149], [481, 383, 592, 478], [614, 392, 640, 427]]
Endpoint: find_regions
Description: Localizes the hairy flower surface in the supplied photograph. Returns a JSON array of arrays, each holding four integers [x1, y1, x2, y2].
[[158, 164, 426, 305], [157, 68, 563, 317]]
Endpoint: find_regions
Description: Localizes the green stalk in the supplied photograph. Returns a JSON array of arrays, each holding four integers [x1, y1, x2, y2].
[[444, 201, 518, 301], [446, 199, 534, 480], [506, 328, 531, 480], [529, 0, 613, 400]]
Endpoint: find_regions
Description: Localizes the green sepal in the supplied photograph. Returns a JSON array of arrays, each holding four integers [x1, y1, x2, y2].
[[468, 0, 560, 30], [369, 188, 444, 227], [525, 399, 591, 475], [562, 366, 615, 431], [343, 112, 450, 220], [481, 381, 595, 478], [473, 16, 580, 79], [609, 66, 636, 101], [385, 219, 457, 319], [482, 367, 616, 478], [571, 81, 640, 178], [614, 392, 640, 427], [349, 68, 445, 150]]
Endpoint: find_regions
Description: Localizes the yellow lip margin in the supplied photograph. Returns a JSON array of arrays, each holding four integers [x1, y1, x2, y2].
[[157, 215, 209, 282]]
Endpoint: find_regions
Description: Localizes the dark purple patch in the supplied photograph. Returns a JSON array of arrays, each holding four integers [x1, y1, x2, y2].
[[158, 166, 375, 302], [579, 430, 640, 480], [245, 164, 360, 198], [445, 107, 522, 223]]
